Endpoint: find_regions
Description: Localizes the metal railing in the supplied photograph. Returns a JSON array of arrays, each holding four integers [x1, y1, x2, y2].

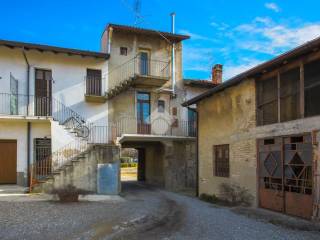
[[113, 116, 196, 138], [0, 93, 85, 123], [108, 53, 170, 91]]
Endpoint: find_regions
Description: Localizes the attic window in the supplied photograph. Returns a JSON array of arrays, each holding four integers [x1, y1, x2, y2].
[[120, 47, 127, 56]]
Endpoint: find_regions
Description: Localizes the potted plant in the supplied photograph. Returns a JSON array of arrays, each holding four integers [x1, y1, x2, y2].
[[51, 185, 92, 202]]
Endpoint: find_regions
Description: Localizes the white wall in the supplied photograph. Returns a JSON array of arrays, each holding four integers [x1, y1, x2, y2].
[[0, 46, 110, 158], [0, 46, 109, 125], [0, 120, 51, 178]]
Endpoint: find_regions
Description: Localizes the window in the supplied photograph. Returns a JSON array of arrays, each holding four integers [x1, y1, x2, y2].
[[86, 69, 102, 96], [280, 67, 300, 122], [257, 76, 278, 125], [158, 100, 165, 113], [214, 144, 229, 177], [304, 59, 320, 117], [120, 47, 127, 56]]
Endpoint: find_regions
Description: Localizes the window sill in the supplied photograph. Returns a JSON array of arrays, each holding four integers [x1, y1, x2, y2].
[[85, 94, 106, 103]]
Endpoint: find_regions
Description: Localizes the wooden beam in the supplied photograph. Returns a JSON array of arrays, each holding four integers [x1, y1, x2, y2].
[[300, 61, 305, 118], [277, 71, 281, 123]]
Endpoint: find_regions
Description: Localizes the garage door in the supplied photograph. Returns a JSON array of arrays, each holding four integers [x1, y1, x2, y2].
[[0, 140, 17, 184]]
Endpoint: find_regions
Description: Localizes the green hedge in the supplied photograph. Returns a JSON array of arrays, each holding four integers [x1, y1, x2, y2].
[[121, 162, 138, 168]]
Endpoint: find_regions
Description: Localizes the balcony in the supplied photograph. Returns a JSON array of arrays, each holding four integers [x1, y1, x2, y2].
[[111, 115, 196, 144], [0, 93, 84, 124], [107, 54, 170, 99]]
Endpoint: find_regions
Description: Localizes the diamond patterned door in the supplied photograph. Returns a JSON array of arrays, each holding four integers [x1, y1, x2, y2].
[[283, 135, 313, 219], [258, 137, 284, 213], [258, 134, 313, 219]]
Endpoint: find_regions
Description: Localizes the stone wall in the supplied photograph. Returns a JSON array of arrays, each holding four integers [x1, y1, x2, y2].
[[40, 145, 120, 194], [197, 77, 320, 208], [197, 79, 257, 204]]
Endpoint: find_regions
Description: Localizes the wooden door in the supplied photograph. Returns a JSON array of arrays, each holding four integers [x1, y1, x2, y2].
[[35, 69, 52, 116], [0, 140, 17, 184]]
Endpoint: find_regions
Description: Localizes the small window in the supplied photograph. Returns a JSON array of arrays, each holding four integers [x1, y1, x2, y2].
[[120, 47, 128, 56], [264, 139, 275, 145], [214, 144, 230, 177], [158, 100, 165, 113], [172, 107, 177, 116]]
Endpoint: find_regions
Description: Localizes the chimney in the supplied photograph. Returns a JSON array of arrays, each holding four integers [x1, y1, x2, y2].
[[212, 64, 223, 84]]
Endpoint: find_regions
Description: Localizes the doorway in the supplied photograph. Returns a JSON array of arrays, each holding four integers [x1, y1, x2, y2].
[[137, 92, 151, 134], [258, 134, 313, 219], [35, 69, 52, 116], [0, 140, 17, 184], [139, 51, 149, 76]]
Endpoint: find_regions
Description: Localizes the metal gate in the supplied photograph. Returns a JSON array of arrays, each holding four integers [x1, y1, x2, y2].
[[258, 134, 313, 219], [34, 138, 52, 180]]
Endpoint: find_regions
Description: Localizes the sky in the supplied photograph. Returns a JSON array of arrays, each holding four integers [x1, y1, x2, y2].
[[1, 0, 320, 81]]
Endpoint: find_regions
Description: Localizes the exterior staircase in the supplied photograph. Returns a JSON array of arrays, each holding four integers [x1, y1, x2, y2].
[[30, 98, 115, 192]]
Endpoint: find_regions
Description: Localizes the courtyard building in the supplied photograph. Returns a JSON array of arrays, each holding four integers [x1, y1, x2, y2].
[[0, 24, 214, 195], [183, 37, 320, 220]]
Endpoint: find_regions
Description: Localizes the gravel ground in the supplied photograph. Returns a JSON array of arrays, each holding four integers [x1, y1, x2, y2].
[[0, 182, 319, 240]]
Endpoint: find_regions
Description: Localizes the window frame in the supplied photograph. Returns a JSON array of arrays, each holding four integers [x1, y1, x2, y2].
[[120, 47, 128, 56], [213, 144, 230, 178]]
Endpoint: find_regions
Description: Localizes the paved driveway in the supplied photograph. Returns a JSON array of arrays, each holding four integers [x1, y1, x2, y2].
[[0, 182, 319, 240]]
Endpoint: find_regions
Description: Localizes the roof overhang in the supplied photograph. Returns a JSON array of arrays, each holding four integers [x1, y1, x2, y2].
[[105, 24, 190, 43], [0, 39, 109, 59], [182, 35, 320, 107]]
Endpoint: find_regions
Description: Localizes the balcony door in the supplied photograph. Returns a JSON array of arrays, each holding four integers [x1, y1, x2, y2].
[[137, 92, 151, 134], [35, 69, 52, 116], [139, 52, 149, 76]]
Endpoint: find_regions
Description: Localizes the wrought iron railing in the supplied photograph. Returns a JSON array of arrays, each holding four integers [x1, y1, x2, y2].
[[108, 53, 170, 91], [112, 116, 196, 138], [0, 92, 85, 124]]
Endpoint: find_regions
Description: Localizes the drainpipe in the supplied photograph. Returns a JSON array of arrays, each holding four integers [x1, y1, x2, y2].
[[171, 12, 176, 95], [22, 48, 31, 188]]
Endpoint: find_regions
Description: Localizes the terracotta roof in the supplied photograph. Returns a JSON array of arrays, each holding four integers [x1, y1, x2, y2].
[[182, 35, 320, 107], [106, 23, 190, 43], [184, 79, 218, 88], [0, 39, 109, 59]]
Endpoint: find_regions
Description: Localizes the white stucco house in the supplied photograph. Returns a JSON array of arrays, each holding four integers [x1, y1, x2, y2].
[[0, 24, 216, 194]]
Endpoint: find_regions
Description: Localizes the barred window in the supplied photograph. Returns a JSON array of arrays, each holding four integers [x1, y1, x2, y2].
[[214, 144, 229, 177]]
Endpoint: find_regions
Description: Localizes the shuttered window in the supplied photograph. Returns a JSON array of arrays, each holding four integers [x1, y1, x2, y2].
[[86, 69, 102, 96], [214, 144, 230, 177], [304, 59, 320, 117]]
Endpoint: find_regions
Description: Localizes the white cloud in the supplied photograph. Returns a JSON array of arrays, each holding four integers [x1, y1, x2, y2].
[[223, 59, 263, 80], [183, 45, 215, 73], [234, 18, 320, 55], [265, 2, 280, 12], [179, 30, 216, 42]]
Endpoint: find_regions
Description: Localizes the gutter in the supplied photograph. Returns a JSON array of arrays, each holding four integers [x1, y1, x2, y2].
[[22, 48, 31, 188]]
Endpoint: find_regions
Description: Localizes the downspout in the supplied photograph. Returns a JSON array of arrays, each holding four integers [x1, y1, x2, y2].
[[196, 108, 199, 197], [171, 12, 176, 95], [22, 48, 31, 188]]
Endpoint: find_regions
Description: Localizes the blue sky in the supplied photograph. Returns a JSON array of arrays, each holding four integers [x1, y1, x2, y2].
[[1, 0, 320, 80]]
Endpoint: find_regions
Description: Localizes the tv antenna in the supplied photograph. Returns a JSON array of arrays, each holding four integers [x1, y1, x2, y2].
[[134, 0, 142, 25]]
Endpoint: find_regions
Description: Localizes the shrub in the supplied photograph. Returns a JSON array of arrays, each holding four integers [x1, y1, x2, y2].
[[219, 183, 254, 207], [51, 185, 92, 202]]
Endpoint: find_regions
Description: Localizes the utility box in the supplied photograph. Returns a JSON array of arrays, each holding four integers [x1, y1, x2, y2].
[[97, 162, 120, 195]]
